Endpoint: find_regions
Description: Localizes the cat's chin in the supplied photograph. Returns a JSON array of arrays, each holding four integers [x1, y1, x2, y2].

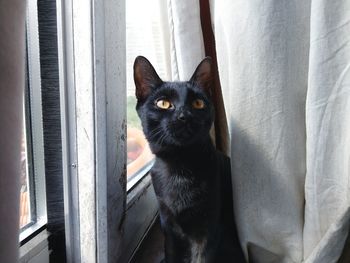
[[150, 136, 204, 153], [164, 132, 196, 146]]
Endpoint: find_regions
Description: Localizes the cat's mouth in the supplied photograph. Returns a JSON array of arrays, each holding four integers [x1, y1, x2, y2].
[[168, 123, 197, 144], [173, 127, 193, 138]]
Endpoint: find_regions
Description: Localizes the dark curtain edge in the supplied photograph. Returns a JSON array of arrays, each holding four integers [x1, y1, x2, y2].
[[199, 0, 230, 156]]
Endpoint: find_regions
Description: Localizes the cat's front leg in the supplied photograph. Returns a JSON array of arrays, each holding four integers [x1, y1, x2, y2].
[[163, 230, 190, 263], [158, 201, 191, 262]]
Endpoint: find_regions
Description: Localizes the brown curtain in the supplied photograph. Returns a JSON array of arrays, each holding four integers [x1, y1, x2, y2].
[[199, 0, 229, 156]]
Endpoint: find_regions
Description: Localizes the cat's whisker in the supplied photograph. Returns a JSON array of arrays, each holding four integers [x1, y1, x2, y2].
[[149, 129, 163, 139], [158, 133, 170, 147], [159, 134, 168, 147], [148, 127, 163, 138], [154, 132, 164, 146]]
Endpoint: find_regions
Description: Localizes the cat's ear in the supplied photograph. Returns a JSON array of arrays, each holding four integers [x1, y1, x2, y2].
[[134, 56, 163, 101], [190, 57, 213, 95]]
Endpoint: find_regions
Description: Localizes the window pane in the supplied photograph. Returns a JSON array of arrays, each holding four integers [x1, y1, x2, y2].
[[19, 0, 47, 242], [126, 0, 170, 189], [19, 109, 31, 229]]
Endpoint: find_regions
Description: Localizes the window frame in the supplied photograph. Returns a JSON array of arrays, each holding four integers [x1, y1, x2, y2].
[[20, 0, 48, 244], [20, 0, 66, 261], [57, 0, 158, 262]]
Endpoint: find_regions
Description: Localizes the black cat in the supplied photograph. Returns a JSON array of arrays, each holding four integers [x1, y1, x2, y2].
[[134, 56, 246, 263]]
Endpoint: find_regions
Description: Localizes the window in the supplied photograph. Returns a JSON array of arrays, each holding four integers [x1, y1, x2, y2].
[[19, 112, 31, 230], [17, 0, 164, 261], [126, 0, 171, 190], [19, 0, 47, 243], [57, 0, 159, 262], [18, 0, 172, 260], [20, 1, 63, 262]]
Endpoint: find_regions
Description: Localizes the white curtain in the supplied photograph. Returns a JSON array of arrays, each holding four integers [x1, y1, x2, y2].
[[168, 0, 350, 262], [125, 0, 205, 82], [211, 0, 350, 262], [165, 0, 205, 81]]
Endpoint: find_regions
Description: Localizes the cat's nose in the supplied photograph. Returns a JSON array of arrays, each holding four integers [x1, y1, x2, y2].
[[177, 112, 186, 122]]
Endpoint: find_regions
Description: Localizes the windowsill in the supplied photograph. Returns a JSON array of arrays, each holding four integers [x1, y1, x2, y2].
[[127, 160, 155, 192], [19, 229, 49, 263], [119, 173, 159, 263], [19, 218, 47, 244], [127, 173, 153, 209]]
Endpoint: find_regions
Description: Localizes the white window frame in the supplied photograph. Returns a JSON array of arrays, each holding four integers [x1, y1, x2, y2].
[[57, 0, 158, 262], [19, 1, 49, 262], [20, 0, 48, 243]]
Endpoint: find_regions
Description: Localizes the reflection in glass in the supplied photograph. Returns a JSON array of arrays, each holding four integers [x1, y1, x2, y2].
[[126, 0, 170, 188], [19, 119, 31, 229]]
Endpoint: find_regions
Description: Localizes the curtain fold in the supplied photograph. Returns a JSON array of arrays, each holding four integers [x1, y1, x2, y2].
[[199, 0, 230, 155], [209, 0, 350, 262], [166, 0, 205, 81], [211, 1, 309, 261], [304, 0, 350, 261]]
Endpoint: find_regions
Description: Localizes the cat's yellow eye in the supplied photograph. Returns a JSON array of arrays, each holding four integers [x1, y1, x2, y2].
[[192, 99, 205, 109], [156, 99, 173, 109]]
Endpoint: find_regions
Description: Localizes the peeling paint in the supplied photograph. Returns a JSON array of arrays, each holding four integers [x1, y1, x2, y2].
[[121, 118, 126, 130], [119, 164, 127, 190]]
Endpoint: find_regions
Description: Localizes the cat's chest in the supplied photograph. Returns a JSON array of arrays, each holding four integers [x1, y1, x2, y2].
[[162, 171, 207, 213], [152, 167, 209, 214]]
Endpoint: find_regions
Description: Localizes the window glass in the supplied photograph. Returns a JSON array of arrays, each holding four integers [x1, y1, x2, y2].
[[126, 0, 170, 189], [19, 116, 31, 229], [20, 8, 47, 239]]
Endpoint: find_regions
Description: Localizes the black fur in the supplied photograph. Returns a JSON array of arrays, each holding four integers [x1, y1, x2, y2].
[[134, 56, 246, 263]]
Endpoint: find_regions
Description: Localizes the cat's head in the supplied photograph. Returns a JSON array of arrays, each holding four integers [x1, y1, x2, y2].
[[134, 56, 214, 153]]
